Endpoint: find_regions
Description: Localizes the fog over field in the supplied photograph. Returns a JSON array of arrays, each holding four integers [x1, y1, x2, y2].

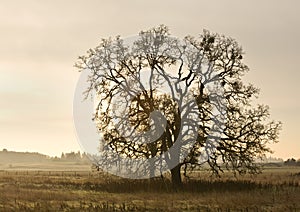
[[0, 1, 300, 159]]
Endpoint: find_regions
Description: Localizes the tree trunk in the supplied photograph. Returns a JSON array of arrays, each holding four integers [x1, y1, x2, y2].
[[170, 164, 182, 189], [149, 159, 155, 178]]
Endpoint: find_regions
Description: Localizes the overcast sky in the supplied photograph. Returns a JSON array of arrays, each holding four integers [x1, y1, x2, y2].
[[0, 0, 299, 159]]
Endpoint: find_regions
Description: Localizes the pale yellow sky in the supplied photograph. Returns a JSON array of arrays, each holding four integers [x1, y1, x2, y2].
[[0, 0, 299, 159]]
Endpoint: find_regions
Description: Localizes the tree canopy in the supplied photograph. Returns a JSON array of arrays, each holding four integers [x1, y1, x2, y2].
[[75, 25, 281, 187]]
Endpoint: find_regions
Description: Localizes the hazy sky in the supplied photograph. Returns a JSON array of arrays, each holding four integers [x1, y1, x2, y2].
[[0, 0, 299, 159]]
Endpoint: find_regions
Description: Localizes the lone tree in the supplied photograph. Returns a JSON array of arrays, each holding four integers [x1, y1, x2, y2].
[[75, 25, 281, 188]]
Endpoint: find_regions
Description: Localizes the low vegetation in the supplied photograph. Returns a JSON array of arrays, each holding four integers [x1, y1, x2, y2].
[[0, 166, 299, 211]]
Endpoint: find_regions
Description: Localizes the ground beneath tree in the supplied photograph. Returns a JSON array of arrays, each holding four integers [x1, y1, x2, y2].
[[0, 166, 299, 211]]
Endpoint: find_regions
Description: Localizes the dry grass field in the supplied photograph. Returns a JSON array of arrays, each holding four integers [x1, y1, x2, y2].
[[0, 165, 299, 211]]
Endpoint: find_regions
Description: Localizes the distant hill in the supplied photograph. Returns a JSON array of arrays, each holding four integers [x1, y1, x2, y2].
[[0, 149, 49, 164], [0, 149, 91, 163], [0, 149, 92, 171]]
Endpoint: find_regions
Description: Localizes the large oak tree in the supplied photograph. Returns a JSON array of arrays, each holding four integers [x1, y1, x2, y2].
[[75, 25, 281, 188]]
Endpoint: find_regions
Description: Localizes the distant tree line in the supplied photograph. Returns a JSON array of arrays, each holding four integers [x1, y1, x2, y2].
[[57, 151, 90, 163], [284, 158, 300, 166]]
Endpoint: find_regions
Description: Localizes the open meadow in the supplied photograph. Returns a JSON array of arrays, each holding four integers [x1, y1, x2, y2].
[[0, 164, 299, 211]]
